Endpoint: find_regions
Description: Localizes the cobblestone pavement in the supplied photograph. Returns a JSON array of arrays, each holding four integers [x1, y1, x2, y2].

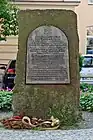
[[0, 129, 93, 140]]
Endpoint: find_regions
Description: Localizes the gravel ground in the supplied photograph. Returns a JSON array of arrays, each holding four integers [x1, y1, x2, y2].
[[0, 111, 13, 120], [0, 111, 93, 140], [78, 111, 93, 129], [0, 129, 93, 140]]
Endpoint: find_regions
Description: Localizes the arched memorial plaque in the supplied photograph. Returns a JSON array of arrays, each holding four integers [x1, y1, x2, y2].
[[26, 26, 70, 84]]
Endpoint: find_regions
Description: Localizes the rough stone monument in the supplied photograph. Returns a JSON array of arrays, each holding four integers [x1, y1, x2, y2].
[[13, 10, 80, 125]]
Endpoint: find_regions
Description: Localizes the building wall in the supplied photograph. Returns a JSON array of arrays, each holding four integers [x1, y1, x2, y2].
[[0, 1, 79, 64], [0, 36, 18, 64], [75, 0, 93, 54]]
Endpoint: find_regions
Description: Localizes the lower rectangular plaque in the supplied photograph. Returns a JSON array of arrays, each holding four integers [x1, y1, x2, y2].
[[26, 53, 70, 84]]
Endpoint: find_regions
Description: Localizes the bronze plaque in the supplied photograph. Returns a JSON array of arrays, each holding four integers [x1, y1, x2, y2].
[[26, 26, 70, 84]]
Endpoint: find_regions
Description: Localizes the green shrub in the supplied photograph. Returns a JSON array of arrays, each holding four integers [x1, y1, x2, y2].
[[80, 93, 93, 112], [0, 91, 13, 110]]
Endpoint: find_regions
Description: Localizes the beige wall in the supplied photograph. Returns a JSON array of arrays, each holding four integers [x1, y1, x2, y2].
[[75, 0, 93, 54], [0, 36, 18, 64], [0, 1, 79, 64]]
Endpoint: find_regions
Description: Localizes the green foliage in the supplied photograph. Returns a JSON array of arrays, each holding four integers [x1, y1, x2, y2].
[[47, 104, 80, 126], [80, 83, 93, 112], [79, 54, 83, 72], [80, 83, 93, 93], [0, 0, 19, 41], [0, 91, 13, 110], [80, 93, 93, 112]]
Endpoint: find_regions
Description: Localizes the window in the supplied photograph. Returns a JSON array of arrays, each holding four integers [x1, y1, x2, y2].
[[86, 26, 93, 54], [88, 0, 93, 4], [82, 56, 93, 68]]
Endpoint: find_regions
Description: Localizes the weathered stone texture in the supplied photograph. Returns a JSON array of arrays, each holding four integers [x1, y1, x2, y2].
[[13, 10, 80, 125]]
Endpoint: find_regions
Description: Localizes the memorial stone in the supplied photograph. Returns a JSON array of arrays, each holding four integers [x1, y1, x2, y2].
[[13, 10, 81, 126]]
